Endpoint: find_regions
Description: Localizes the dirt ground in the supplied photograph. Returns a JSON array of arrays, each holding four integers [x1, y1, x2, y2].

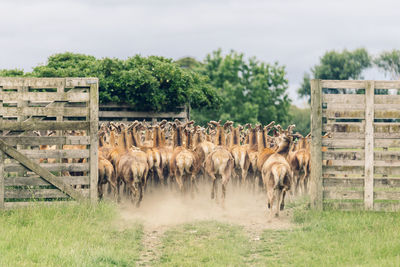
[[116, 182, 295, 266]]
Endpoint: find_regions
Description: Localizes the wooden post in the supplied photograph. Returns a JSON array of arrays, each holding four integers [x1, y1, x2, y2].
[[56, 81, 65, 176], [364, 81, 374, 210], [310, 79, 323, 210], [186, 103, 191, 122], [0, 85, 3, 208], [0, 151, 4, 209], [89, 79, 99, 202]]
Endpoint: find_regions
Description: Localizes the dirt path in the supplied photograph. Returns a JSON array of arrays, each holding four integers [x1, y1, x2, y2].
[[117, 185, 296, 266], [135, 226, 165, 267]]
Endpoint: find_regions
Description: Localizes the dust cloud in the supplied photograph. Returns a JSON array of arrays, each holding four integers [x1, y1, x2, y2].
[[117, 181, 294, 232]]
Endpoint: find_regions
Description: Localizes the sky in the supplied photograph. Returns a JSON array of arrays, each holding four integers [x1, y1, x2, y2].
[[0, 0, 399, 106]]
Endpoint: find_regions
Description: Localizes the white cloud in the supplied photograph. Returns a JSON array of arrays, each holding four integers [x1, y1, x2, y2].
[[0, 0, 399, 105]]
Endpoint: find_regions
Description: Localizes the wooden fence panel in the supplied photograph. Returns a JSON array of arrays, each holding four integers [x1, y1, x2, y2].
[[0, 78, 98, 208], [311, 79, 400, 211], [98, 103, 189, 123]]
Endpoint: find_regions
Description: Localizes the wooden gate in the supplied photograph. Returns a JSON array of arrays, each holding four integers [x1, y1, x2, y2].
[[310, 80, 400, 211], [0, 78, 98, 209]]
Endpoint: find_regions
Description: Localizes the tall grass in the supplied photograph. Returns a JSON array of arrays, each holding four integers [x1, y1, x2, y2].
[[0, 202, 143, 267], [258, 209, 400, 266]]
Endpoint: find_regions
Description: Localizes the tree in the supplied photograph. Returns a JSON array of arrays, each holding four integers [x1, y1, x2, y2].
[[298, 48, 371, 102], [192, 49, 291, 125], [286, 105, 310, 136], [175, 57, 202, 70], [0, 69, 25, 77], [374, 50, 400, 80], [30, 52, 220, 112]]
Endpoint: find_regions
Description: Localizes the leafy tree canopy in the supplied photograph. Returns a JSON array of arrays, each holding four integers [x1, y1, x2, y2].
[[1, 52, 220, 112], [191, 49, 291, 126], [175, 57, 202, 70], [374, 49, 400, 80], [0, 69, 25, 77], [298, 48, 371, 102], [285, 105, 310, 137]]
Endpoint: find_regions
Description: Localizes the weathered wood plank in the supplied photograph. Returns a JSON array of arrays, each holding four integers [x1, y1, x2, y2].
[[323, 165, 364, 175], [324, 104, 365, 110], [310, 79, 323, 210], [5, 189, 89, 199], [374, 81, 400, 89], [375, 104, 400, 110], [323, 123, 365, 133], [323, 160, 364, 166], [322, 139, 364, 148], [374, 191, 400, 200], [0, 121, 89, 131], [322, 94, 365, 104], [0, 77, 96, 88], [99, 110, 187, 119], [323, 190, 364, 200], [375, 166, 400, 175], [0, 151, 4, 208], [0, 107, 89, 117], [0, 136, 90, 146], [322, 159, 400, 167], [364, 81, 374, 209], [5, 176, 90, 186], [4, 163, 89, 172], [65, 78, 97, 87], [330, 132, 400, 139], [0, 92, 89, 102], [89, 81, 99, 202], [0, 77, 65, 88], [375, 95, 400, 104], [323, 109, 365, 119], [375, 151, 400, 161], [323, 201, 364, 211], [18, 149, 90, 159], [4, 201, 72, 209], [323, 178, 364, 188], [321, 80, 366, 89], [323, 109, 400, 119], [374, 202, 400, 211], [375, 178, 400, 188], [375, 139, 400, 148], [5, 188, 68, 199], [323, 123, 400, 134], [323, 150, 364, 161], [0, 139, 85, 201]]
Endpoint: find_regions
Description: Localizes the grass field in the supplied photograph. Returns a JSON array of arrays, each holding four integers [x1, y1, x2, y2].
[[0, 202, 143, 267], [1, 202, 400, 266]]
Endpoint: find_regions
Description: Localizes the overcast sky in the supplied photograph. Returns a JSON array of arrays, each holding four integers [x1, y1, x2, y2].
[[1, 0, 399, 105]]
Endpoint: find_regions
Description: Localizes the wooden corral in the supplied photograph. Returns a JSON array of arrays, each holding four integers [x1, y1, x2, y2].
[[311, 79, 400, 211], [99, 103, 189, 123], [0, 78, 99, 209]]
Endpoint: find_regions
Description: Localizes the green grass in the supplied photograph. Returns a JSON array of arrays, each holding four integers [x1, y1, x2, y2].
[[0, 202, 143, 267], [2, 200, 400, 266], [257, 209, 400, 266], [158, 221, 251, 266]]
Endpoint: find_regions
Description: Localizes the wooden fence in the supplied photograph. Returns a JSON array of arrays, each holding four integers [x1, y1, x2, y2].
[[0, 78, 99, 209], [99, 103, 189, 123], [310, 79, 400, 211]]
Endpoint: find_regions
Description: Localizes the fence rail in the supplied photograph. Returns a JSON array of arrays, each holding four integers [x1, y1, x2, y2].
[[311, 79, 400, 211], [99, 103, 189, 123]]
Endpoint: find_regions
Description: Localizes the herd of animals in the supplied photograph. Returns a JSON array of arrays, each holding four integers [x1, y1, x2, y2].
[[96, 119, 328, 219]]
